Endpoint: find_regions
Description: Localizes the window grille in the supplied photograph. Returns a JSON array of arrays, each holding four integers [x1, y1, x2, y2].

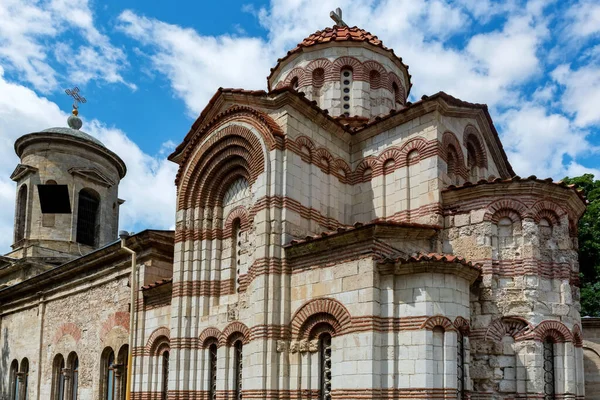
[[162, 351, 169, 400], [319, 334, 332, 400], [209, 344, 218, 400], [76, 189, 99, 246], [457, 332, 465, 400], [234, 341, 243, 400], [543, 339, 555, 400]]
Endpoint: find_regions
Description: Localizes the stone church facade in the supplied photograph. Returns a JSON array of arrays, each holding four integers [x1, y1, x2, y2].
[[1, 20, 596, 400]]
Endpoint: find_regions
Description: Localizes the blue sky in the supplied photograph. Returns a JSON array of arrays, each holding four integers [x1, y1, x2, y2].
[[1, 0, 599, 253]]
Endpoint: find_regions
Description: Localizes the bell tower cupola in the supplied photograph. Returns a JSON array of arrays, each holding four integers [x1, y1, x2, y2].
[[8, 89, 126, 261]]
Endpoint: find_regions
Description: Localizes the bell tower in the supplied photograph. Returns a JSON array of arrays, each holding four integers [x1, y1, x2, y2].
[[7, 91, 126, 262]]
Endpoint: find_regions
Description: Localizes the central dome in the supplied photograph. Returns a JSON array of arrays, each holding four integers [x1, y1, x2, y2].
[[268, 25, 412, 120]]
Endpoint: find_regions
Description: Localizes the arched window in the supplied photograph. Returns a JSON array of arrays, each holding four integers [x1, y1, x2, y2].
[[290, 76, 299, 91], [76, 188, 100, 246], [52, 354, 66, 400], [20, 358, 29, 400], [162, 351, 169, 400], [447, 145, 459, 185], [312, 68, 325, 88], [231, 218, 241, 293], [71, 356, 79, 400], [15, 184, 27, 243], [117, 345, 129, 400], [102, 349, 117, 400], [369, 70, 381, 89], [457, 332, 465, 399], [209, 344, 218, 400], [432, 327, 445, 388], [319, 333, 332, 400], [467, 142, 479, 181], [340, 67, 353, 116], [392, 82, 401, 105], [543, 338, 556, 400], [233, 340, 243, 400], [10, 359, 19, 400]]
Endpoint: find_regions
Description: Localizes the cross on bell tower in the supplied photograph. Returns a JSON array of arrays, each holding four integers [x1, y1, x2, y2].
[[330, 7, 347, 27]]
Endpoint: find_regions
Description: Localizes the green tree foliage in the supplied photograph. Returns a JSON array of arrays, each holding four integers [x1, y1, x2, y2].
[[562, 174, 600, 316]]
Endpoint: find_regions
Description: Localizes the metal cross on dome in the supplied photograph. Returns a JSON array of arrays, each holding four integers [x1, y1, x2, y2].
[[330, 7, 348, 27], [65, 86, 87, 110]]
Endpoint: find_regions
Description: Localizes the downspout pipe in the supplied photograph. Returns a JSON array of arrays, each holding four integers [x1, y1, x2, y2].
[[120, 231, 137, 400]]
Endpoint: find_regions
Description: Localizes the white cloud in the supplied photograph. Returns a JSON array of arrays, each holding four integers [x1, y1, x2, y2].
[[0, 67, 175, 253], [552, 63, 600, 127], [117, 10, 273, 115], [565, 0, 600, 38], [498, 103, 597, 178], [0, 0, 133, 92]]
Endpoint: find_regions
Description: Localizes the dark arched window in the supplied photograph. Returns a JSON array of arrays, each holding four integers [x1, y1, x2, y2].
[[20, 358, 29, 400], [71, 355, 79, 400], [369, 70, 381, 89], [102, 349, 117, 400], [117, 345, 128, 400], [290, 76, 299, 91], [543, 338, 556, 400], [231, 218, 241, 293], [15, 184, 27, 243], [209, 344, 218, 400], [10, 359, 19, 400], [467, 142, 479, 181], [76, 188, 100, 246], [52, 354, 65, 400], [162, 351, 169, 400], [319, 333, 332, 400], [233, 341, 243, 400], [457, 332, 465, 399], [312, 68, 325, 88], [392, 82, 401, 105], [447, 145, 459, 185]]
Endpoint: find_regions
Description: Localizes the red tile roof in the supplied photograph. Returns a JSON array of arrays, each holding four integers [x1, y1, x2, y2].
[[443, 175, 588, 205], [268, 26, 412, 93], [378, 253, 482, 270], [141, 278, 172, 291]]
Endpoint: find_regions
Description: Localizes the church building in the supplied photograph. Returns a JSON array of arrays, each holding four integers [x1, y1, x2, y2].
[[2, 12, 598, 400]]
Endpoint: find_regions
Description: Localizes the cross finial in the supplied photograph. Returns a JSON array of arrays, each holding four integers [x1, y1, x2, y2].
[[65, 86, 87, 116], [330, 7, 347, 27]]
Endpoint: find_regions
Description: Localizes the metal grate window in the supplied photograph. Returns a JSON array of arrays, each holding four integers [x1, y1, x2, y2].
[[234, 341, 243, 400], [76, 189, 99, 246], [543, 339, 555, 400], [209, 344, 218, 400], [320, 334, 332, 400], [457, 332, 465, 400]]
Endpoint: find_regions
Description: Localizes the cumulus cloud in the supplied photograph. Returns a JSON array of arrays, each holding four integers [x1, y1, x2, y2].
[[0, 0, 133, 92], [116, 10, 273, 115], [552, 63, 600, 127], [0, 67, 175, 253]]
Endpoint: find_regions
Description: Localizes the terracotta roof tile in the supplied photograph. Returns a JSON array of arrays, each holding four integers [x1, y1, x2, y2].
[[443, 175, 588, 204], [378, 252, 482, 270], [141, 278, 172, 291], [268, 25, 412, 93]]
